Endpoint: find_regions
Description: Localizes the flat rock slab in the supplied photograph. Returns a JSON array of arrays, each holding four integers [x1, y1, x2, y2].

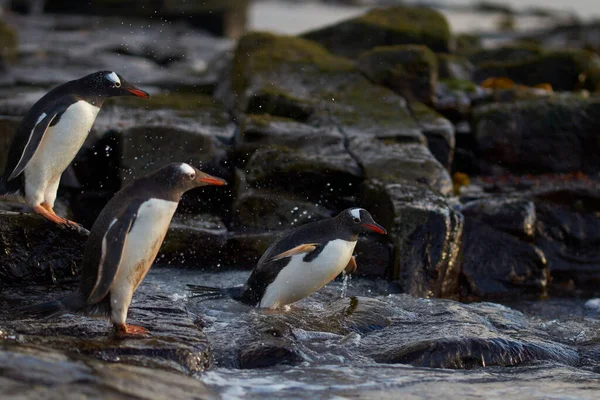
[[0, 341, 216, 400], [0, 283, 211, 375], [0, 211, 88, 287]]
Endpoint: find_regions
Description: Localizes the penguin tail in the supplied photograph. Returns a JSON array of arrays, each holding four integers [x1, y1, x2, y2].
[[19, 294, 84, 320], [187, 284, 244, 301]]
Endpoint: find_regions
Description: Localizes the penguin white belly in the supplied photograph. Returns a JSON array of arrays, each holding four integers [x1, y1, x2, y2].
[[109, 199, 178, 324], [24, 101, 100, 204], [260, 239, 357, 309]]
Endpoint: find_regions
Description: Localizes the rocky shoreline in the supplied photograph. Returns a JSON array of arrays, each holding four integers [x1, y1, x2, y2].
[[1, 4, 600, 398]]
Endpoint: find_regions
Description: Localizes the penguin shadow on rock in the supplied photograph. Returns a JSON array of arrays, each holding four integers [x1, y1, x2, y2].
[[188, 208, 387, 310], [0, 71, 149, 231], [20, 162, 227, 337]]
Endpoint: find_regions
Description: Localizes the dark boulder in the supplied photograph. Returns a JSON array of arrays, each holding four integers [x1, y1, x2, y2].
[[460, 219, 548, 300], [359, 181, 463, 298], [460, 197, 536, 240], [409, 102, 455, 169], [472, 94, 600, 175], [358, 45, 438, 105], [0, 211, 87, 287]]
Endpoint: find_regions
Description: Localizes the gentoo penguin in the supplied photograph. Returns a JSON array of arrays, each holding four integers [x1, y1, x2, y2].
[[22, 162, 227, 336], [188, 208, 387, 309], [0, 71, 149, 228]]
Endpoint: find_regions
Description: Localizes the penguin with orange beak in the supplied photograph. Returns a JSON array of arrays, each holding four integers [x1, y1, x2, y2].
[[23, 162, 227, 336], [188, 208, 387, 309]]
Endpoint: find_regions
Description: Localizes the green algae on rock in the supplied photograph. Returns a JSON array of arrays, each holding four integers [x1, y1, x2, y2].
[[358, 45, 438, 105], [302, 6, 452, 58], [474, 49, 600, 91], [466, 44, 543, 67], [436, 53, 474, 81]]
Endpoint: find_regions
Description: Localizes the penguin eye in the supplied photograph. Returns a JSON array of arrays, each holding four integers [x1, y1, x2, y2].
[[353, 217, 360, 223], [114, 82, 121, 88], [188, 172, 196, 180]]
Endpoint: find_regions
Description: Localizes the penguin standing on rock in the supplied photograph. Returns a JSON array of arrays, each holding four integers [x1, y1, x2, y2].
[[188, 208, 387, 309], [0, 71, 149, 228], [22, 163, 227, 336]]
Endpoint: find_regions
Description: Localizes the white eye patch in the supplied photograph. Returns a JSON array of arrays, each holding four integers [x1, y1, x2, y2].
[[179, 163, 195, 175], [350, 208, 362, 219], [106, 72, 121, 85]]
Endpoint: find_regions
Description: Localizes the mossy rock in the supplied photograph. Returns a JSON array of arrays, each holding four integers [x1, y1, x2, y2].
[[358, 45, 438, 105], [436, 53, 474, 80], [231, 31, 425, 144], [455, 33, 481, 53], [466, 44, 542, 66], [474, 49, 600, 91], [439, 78, 478, 93], [348, 137, 453, 195], [231, 31, 354, 96], [302, 6, 452, 58], [0, 20, 17, 63]]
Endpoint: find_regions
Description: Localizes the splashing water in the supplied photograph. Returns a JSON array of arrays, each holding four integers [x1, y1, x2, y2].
[[340, 272, 351, 299]]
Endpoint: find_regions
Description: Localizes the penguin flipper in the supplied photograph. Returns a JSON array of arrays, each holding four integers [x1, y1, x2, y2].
[[87, 202, 139, 305], [6, 103, 68, 181], [268, 243, 319, 262]]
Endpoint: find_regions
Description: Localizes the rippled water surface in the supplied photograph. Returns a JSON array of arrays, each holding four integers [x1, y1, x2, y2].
[[146, 268, 600, 399]]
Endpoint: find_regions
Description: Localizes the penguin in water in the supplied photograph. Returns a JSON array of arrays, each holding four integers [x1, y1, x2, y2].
[[22, 163, 227, 336], [0, 71, 149, 228], [188, 208, 387, 309]]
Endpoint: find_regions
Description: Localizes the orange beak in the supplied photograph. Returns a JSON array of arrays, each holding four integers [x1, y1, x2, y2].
[[362, 223, 387, 234], [127, 88, 150, 98]]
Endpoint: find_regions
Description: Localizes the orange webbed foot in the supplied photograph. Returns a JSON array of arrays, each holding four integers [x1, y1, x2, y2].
[[114, 323, 150, 337]]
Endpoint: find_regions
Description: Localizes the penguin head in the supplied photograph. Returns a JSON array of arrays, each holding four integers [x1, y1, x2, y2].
[[338, 208, 387, 235], [150, 162, 227, 195], [79, 71, 150, 99]]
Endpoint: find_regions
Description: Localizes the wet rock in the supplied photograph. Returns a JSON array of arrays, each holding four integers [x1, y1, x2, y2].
[[1, 283, 211, 374], [107, 93, 236, 216], [460, 219, 548, 300], [460, 197, 536, 240], [350, 137, 452, 195], [0, 116, 20, 176], [219, 231, 280, 268], [0, 211, 87, 287], [436, 53, 474, 81], [466, 44, 543, 67], [474, 50, 600, 91], [237, 115, 363, 195], [472, 94, 600, 174], [358, 45, 438, 105], [354, 236, 394, 278], [359, 181, 463, 298], [158, 214, 228, 267], [533, 186, 600, 296], [0, 342, 216, 400], [239, 342, 302, 369], [302, 6, 452, 58], [4, 13, 231, 89], [360, 296, 579, 369], [409, 102, 455, 169], [233, 188, 333, 232]]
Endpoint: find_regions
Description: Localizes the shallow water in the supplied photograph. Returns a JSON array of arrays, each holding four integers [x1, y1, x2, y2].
[[146, 267, 600, 399]]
